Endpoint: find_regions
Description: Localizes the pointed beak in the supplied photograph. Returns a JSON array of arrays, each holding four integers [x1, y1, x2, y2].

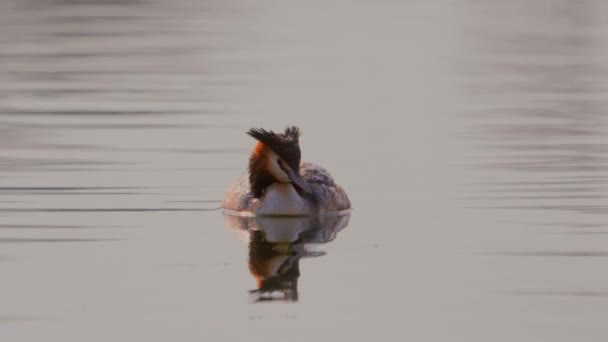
[[286, 169, 311, 194]]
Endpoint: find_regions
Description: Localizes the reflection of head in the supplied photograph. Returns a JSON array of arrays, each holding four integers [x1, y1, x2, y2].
[[248, 230, 301, 302]]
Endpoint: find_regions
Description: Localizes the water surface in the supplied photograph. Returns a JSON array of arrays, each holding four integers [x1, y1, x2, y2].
[[1, 0, 608, 341]]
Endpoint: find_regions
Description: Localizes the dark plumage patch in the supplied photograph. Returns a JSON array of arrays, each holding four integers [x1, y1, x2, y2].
[[247, 127, 303, 196], [247, 126, 301, 146]]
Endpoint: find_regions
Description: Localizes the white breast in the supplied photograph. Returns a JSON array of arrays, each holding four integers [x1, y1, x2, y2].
[[257, 183, 309, 216]]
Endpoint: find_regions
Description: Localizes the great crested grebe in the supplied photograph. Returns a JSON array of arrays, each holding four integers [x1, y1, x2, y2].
[[222, 126, 351, 216]]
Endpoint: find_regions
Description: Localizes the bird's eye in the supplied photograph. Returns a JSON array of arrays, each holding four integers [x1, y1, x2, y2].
[[277, 159, 288, 171]]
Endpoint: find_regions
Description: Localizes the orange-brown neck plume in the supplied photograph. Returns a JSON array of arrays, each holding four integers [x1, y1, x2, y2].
[[248, 142, 276, 198]]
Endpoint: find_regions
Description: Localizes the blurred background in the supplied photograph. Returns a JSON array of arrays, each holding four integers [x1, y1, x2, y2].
[[1, 0, 608, 341]]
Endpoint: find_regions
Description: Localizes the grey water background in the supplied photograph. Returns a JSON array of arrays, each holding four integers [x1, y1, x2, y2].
[[2, 0, 608, 340]]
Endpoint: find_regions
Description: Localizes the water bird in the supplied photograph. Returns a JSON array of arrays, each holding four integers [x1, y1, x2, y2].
[[223, 126, 351, 216]]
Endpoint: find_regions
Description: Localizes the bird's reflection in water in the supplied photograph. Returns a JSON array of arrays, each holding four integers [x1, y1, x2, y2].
[[224, 214, 350, 302]]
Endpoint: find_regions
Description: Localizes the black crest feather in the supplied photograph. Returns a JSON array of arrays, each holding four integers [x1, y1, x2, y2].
[[246, 126, 301, 145]]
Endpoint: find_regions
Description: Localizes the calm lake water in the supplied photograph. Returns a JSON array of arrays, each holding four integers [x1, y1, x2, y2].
[[2, 0, 608, 341]]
